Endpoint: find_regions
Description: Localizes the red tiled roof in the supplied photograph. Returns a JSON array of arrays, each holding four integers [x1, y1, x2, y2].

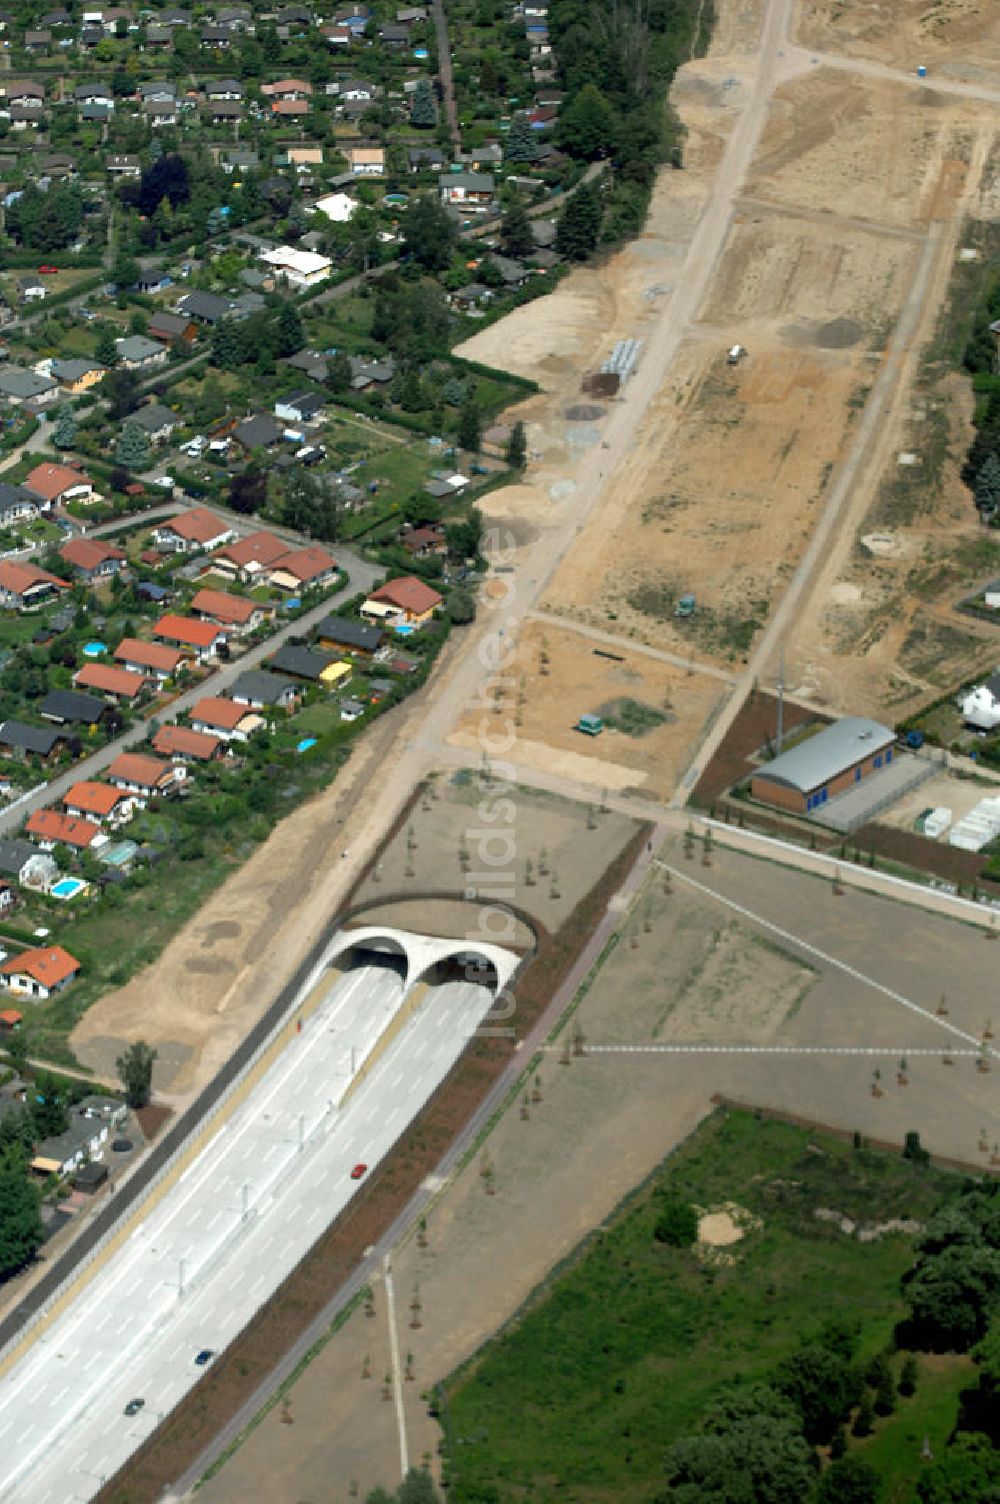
[[0, 945, 80, 988], [268, 545, 336, 585], [74, 663, 146, 698], [153, 724, 221, 760], [191, 697, 248, 731], [213, 529, 287, 570], [59, 538, 125, 572], [158, 506, 230, 545], [114, 638, 184, 673], [367, 576, 442, 614], [189, 589, 259, 625], [24, 461, 92, 503], [106, 752, 171, 788], [153, 614, 221, 649], [64, 781, 131, 816], [25, 809, 101, 849], [0, 561, 68, 597]]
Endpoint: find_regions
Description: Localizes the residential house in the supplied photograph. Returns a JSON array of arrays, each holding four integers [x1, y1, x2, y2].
[[206, 77, 243, 99], [25, 809, 104, 852], [490, 254, 529, 289], [271, 98, 308, 117], [145, 24, 173, 45], [138, 79, 176, 103], [59, 538, 125, 580], [39, 689, 107, 727], [25, 462, 95, 510], [148, 310, 197, 345], [152, 613, 226, 660], [177, 290, 237, 325], [315, 615, 383, 656], [258, 245, 332, 288], [345, 145, 385, 176], [189, 588, 270, 635], [439, 171, 495, 206], [209, 98, 243, 121], [201, 22, 233, 44], [210, 529, 289, 584], [266, 544, 337, 593], [107, 153, 141, 177], [190, 695, 261, 742], [274, 390, 325, 425], [73, 663, 146, 702], [115, 335, 167, 371], [378, 21, 410, 47], [409, 146, 445, 172], [0, 945, 80, 1001], [215, 6, 253, 29], [113, 638, 187, 681], [0, 562, 68, 612], [152, 724, 222, 763], [16, 278, 48, 305], [152, 507, 234, 554], [220, 146, 259, 173], [284, 348, 329, 383], [232, 412, 283, 451], [0, 839, 58, 891], [9, 105, 44, 130], [0, 483, 38, 529], [349, 354, 395, 390], [401, 524, 447, 558], [268, 644, 337, 682], [229, 669, 299, 710], [0, 368, 57, 405], [144, 99, 179, 126], [50, 359, 105, 396], [63, 781, 136, 827], [24, 30, 52, 51], [106, 751, 185, 801], [287, 144, 323, 166], [75, 83, 114, 106], [129, 403, 177, 446], [261, 78, 313, 100], [361, 575, 442, 627], [0, 719, 65, 761]]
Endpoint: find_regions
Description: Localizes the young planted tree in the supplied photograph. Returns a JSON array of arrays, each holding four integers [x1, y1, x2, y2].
[[51, 404, 77, 450], [505, 115, 539, 163], [115, 1039, 158, 1109], [410, 78, 437, 128], [115, 420, 150, 470], [975, 452, 1000, 518], [505, 420, 527, 470]]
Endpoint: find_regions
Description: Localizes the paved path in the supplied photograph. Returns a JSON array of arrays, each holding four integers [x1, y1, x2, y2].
[[0, 553, 382, 840]]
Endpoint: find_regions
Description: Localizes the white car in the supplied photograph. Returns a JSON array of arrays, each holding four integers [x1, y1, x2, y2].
[[154, 475, 175, 488]]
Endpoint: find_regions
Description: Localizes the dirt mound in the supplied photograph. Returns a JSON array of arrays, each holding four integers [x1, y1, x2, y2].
[[816, 317, 863, 349]]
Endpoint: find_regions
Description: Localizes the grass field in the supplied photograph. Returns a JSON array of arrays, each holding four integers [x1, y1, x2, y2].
[[441, 1110, 960, 1504], [858, 1354, 970, 1503]]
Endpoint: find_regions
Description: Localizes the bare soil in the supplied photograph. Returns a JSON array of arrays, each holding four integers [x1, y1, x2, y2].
[[796, 0, 1000, 80]]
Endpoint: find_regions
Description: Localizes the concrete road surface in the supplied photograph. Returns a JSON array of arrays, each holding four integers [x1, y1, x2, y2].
[[0, 955, 500, 1504]]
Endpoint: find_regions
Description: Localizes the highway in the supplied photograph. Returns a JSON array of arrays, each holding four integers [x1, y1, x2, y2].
[[0, 955, 499, 1504]]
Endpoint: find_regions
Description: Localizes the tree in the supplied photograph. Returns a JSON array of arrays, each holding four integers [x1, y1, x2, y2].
[[457, 400, 481, 453], [775, 1342, 861, 1444], [111, 252, 140, 292], [505, 420, 527, 470], [916, 1432, 1000, 1503], [500, 200, 534, 259], [873, 1363, 896, 1417], [662, 1410, 817, 1504], [403, 494, 442, 528], [974, 453, 1000, 516], [654, 1195, 699, 1248], [402, 193, 458, 272], [137, 153, 190, 218], [4, 1030, 28, 1079], [410, 78, 437, 128], [899, 1353, 919, 1397], [31, 1071, 68, 1139], [0, 1147, 44, 1282], [448, 587, 476, 624], [95, 326, 119, 368], [116, 1040, 157, 1109], [228, 464, 267, 516], [327, 350, 353, 393], [903, 1130, 930, 1165], [445, 506, 482, 561], [505, 115, 540, 163], [556, 83, 617, 159], [102, 368, 141, 420], [813, 1455, 881, 1504], [556, 182, 603, 261], [51, 405, 77, 450], [115, 420, 150, 470], [903, 1244, 1000, 1350], [852, 1393, 875, 1437]]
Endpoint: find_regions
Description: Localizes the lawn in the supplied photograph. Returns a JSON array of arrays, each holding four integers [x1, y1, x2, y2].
[[442, 1110, 958, 1504], [854, 1354, 971, 1503]]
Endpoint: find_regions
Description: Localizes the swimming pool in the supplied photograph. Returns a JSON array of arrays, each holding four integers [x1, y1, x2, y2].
[[51, 877, 86, 900], [82, 641, 107, 658], [296, 737, 317, 753], [394, 624, 415, 637]]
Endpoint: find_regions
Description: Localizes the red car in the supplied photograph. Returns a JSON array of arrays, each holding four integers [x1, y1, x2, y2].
[[37, 265, 58, 275], [350, 1163, 368, 1180]]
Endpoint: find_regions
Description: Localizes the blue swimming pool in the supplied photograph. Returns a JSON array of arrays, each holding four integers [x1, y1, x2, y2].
[[296, 737, 317, 753], [51, 877, 86, 900], [394, 624, 415, 637], [82, 641, 107, 657]]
